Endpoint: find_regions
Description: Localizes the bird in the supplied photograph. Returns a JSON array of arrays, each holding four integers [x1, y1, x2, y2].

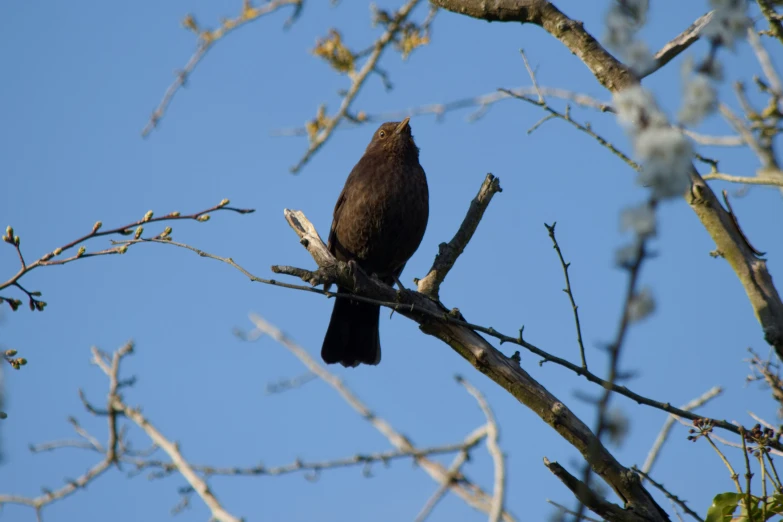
[[321, 117, 429, 367]]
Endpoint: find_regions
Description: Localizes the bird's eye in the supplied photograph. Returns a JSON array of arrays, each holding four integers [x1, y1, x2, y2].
[[378, 130, 386, 139]]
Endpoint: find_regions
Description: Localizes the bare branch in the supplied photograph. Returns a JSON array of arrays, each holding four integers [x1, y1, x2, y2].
[[290, 0, 423, 173], [132, 438, 484, 479], [457, 376, 505, 522], [0, 458, 112, 516], [702, 170, 783, 187], [273, 86, 612, 137], [641, 387, 723, 476], [125, 202, 768, 452], [248, 314, 517, 521], [414, 445, 473, 522], [89, 346, 241, 522], [269, 213, 668, 520], [633, 468, 704, 522], [748, 24, 782, 95], [501, 87, 639, 171], [141, 0, 302, 137], [545, 222, 587, 369], [684, 131, 745, 147], [427, 0, 783, 358], [0, 345, 135, 517], [416, 173, 502, 298], [644, 11, 714, 78], [543, 458, 649, 522], [0, 200, 253, 311]]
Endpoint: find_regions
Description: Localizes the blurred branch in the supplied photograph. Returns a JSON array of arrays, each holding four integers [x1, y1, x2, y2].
[[141, 0, 303, 137], [0, 200, 253, 312], [748, 24, 782, 96], [247, 314, 516, 521], [457, 376, 505, 522], [264, 372, 317, 394], [642, 11, 713, 78], [90, 344, 242, 522], [547, 499, 603, 522], [131, 437, 485, 480], [414, 443, 475, 522], [756, 0, 783, 45], [0, 453, 112, 519], [702, 171, 783, 187], [290, 0, 424, 173], [641, 386, 723, 477], [747, 348, 783, 416], [0, 343, 134, 519], [578, 219, 651, 521]]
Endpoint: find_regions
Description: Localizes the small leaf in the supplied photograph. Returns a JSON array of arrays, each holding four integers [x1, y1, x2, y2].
[[706, 492, 743, 522]]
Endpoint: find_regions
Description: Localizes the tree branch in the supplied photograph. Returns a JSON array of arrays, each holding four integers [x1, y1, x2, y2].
[[91, 346, 241, 522], [141, 0, 303, 137], [289, 0, 424, 173], [543, 458, 649, 522], [430, 0, 783, 359], [248, 314, 517, 521], [457, 376, 505, 522], [416, 173, 502, 298], [270, 210, 668, 520]]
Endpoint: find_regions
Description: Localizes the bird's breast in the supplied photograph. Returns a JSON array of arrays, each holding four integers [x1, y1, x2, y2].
[[334, 160, 429, 276]]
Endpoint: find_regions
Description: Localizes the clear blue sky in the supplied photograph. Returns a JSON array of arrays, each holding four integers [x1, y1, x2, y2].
[[2, 1, 782, 521]]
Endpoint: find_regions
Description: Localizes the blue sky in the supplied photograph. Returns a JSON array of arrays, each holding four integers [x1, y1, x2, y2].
[[2, 1, 782, 521]]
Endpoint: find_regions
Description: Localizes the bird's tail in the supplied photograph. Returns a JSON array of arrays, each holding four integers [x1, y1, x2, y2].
[[321, 289, 381, 367]]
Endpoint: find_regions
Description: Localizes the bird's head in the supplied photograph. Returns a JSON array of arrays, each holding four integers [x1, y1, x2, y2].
[[365, 117, 420, 160]]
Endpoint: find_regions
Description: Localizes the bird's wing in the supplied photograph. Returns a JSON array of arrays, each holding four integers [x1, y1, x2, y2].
[[327, 187, 346, 255]]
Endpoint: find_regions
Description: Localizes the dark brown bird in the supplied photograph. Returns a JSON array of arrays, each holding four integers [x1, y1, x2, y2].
[[321, 117, 429, 367]]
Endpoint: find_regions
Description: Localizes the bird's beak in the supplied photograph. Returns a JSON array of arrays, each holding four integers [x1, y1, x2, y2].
[[395, 117, 411, 135]]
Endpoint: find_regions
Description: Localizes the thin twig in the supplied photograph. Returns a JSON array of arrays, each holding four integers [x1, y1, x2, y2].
[[545, 222, 587, 369], [498, 84, 639, 172], [272, 87, 613, 137], [131, 439, 484, 479], [633, 468, 704, 522], [641, 386, 723, 476], [705, 434, 743, 493], [289, 0, 423, 173], [0, 201, 253, 306], [141, 0, 302, 137]]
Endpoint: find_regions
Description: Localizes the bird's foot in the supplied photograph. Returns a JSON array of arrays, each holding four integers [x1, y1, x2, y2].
[[346, 259, 367, 292]]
